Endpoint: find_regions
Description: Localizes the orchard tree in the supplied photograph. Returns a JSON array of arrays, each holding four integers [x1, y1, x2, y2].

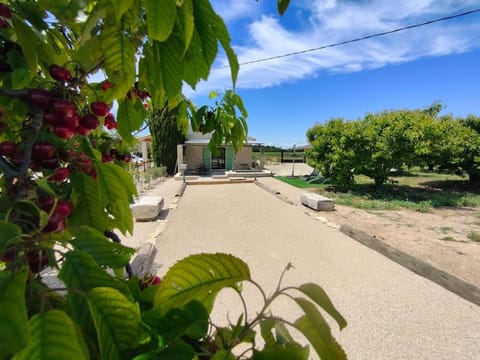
[[0, 1, 347, 359]]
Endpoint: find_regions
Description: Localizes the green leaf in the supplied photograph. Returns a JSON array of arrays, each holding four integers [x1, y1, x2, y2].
[[192, 0, 218, 72], [11, 69, 32, 88], [11, 18, 39, 72], [277, 0, 291, 15], [252, 343, 309, 360], [145, 0, 177, 41], [297, 283, 347, 330], [0, 268, 28, 357], [0, 221, 21, 251], [211, 350, 236, 360], [69, 173, 109, 233], [14, 310, 88, 360], [117, 99, 145, 144], [157, 342, 195, 359], [260, 319, 276, 347], [212, 12, 239, 88], [181, 0, 195, 52], [154, 253, 250, 314], [183, 29, 210, 88], [96, 162, 136, 234], [293, 298, 347, 360], [143, 300, 208, 343], [58, 250, 131, 298], [158, 29, 184, 103], [71, 226, 135, 268], [112, 0, 133, 23], [87, 287, 143, 359], [101, 22, 136, 100]]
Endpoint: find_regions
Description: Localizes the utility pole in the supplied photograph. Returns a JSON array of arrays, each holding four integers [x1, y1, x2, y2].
[[291, 144, 296, 177]]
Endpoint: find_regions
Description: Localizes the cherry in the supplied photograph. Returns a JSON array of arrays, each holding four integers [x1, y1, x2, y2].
[[54, 126, 75, 139], [43, 111, 60, 125], [0, 4, 12, 19], [41, 158, 59, 169], [26, 249, 50, 273], [52, 99, 76, 117], [151, 276, 162, 285], [90, 102, 110, 117], [49, 64, 72, 82], [76, 126, 90, 136], [0, 141, 17, 157], [38, 197, 55, 212], [48, 167, 71, 182], [44, 211, 66, 233], [104, 113, 117, 129], [32, 142, 56, 159], [102, 153, 113, 163], [61, 114, 80, 129], [80, 113, 99, 130], [55, 200, 72, 217], [0, 18, 8, 29], [11, 150, 25, 167], [28, 89, 51, 108], [101, 81, 114, 91]]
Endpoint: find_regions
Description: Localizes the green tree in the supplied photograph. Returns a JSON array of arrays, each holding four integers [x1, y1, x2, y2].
[[150, 102, 187, 175]]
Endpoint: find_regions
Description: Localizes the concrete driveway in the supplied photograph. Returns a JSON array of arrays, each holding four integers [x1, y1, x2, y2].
[[154, 182, 480, 359]]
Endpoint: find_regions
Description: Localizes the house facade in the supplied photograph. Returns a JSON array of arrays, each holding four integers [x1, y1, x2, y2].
[[177, 130, 265, 174]]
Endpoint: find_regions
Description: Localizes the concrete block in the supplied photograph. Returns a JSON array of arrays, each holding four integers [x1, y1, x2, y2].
[[301, 192, 334, 211], [131, 196, 164, 220]]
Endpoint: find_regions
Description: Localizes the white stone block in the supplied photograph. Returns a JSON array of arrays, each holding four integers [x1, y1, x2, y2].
[[130, 196, 164, 220], [301, 193, 334, 211]]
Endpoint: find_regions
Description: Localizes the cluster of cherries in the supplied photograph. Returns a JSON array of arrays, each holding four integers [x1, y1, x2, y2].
[[0, 3, 12, 28]]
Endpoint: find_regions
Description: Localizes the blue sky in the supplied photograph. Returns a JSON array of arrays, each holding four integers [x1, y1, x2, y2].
[[183, 0, 480, 148]]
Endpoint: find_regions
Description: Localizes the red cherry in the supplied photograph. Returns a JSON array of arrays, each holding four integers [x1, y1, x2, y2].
[[52, 99, 76, 117], [0, 4, 13, 18], [75, 126, 90, 136], [0, 18, 8, 29], [61, 114, 80, 129], [0, 141, 17, 157], [123, 155, 131, 163], [38, 197, 55, 212], [151, 276, 162, 285], [41, 158, 59, 169], [44, 212, 66, 233], [90, 102, 110, 117], [28, 89, 51, 108], [32, 142, 56, 159], [80, 113, 99, 130], [104, 113, 117, 129], [48, 167, 71, 182], [49, 64, 72, 82], [54, 126, 75, 139], [55, 200, 72, 217], [101, 81, 114, 91], [11, 151, 25, 167], [102, 153, 113, 163], [43, 111, 60, 125]]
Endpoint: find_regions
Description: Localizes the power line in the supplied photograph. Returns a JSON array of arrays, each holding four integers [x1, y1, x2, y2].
[[223, 8, 480, 68]]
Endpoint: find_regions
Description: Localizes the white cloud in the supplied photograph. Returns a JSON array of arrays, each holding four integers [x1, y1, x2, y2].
[[185, 0, 480, 96]]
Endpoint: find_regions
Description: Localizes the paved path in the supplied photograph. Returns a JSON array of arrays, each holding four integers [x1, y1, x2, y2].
[[153, 181, 480, 360]]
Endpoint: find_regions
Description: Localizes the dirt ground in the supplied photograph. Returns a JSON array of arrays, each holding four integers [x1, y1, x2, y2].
[[264, 163, 480, 289], [320, 205, 480, 288]]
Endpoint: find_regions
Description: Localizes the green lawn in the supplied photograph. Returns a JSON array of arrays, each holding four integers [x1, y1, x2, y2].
[[276, 171, 480, 212]]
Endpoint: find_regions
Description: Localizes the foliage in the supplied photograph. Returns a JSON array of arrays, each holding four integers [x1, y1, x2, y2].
[[0, 0, 347, 359], [307, 106, 480, 187], [149, 102, 187, 175]]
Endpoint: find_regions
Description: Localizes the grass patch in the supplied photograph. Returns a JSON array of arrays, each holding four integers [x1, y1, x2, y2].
[[276, 171, 480, 212], [276, 176, 326, 189], [440, 226, 453, 234], [468, 231, 480, 242], [439, 236, 457, 242]]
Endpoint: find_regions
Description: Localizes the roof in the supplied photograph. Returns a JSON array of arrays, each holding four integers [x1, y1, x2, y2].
[[185, 130, 261, 146]]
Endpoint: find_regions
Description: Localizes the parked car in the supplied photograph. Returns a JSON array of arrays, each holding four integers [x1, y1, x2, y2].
[[131, 154, 144, 164]]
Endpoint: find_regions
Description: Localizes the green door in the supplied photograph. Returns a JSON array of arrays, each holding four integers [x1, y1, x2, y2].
[[226, 147, 234, 170], [202, 147, 211, 169]]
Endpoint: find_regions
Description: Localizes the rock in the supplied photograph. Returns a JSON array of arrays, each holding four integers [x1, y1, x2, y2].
[[301, 192, 334, 211], [130, 196, 164, 221]]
